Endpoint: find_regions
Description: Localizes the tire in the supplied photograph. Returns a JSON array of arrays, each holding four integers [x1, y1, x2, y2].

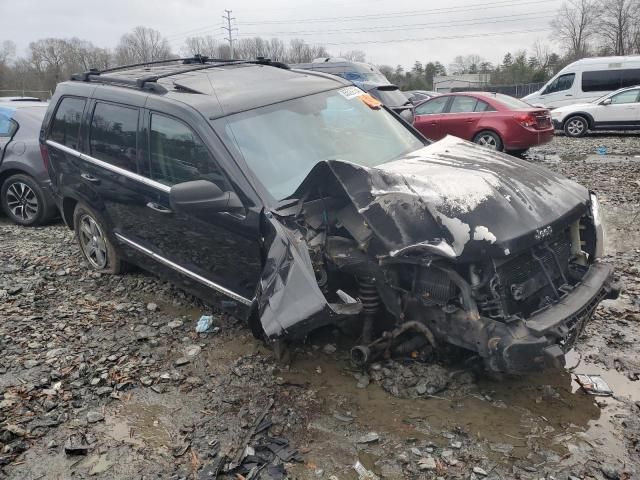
[[473, 131, 503, 151], [563, 116, 588, 137], [1, 173, 52, 226], [73, 203, 124, 274], [507, 149, 529, 157]]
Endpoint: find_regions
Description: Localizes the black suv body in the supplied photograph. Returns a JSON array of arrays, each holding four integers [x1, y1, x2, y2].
[[41, 59, 618, 373]]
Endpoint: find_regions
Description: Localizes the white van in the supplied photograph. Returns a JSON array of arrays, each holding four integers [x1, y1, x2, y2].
[[523, 55, 640, 108]]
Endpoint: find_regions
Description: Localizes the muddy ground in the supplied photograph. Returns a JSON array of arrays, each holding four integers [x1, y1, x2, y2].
[[1, 133, 639, 480]]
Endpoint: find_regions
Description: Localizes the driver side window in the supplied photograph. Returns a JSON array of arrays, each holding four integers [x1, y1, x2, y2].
[[543, 73, 575, 94], [149, 113, 228, 191], [609, 89, 640, 104], [415, 96, 450, 115]]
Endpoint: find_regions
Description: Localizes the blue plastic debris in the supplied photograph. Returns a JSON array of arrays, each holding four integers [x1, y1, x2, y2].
[[196, 315, 213, 333], [597, 146, 608, 155]]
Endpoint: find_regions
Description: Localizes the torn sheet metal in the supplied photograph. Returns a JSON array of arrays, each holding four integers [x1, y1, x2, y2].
[[258, 213, 361, 338]]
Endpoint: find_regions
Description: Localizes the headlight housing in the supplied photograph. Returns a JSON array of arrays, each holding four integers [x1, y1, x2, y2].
[[590, 193, 605, 258]]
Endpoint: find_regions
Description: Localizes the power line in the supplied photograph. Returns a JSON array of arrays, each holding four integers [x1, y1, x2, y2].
[[236, 0, 560, 25], [236, 28, 551, 46], [240, 13, 555, 37]]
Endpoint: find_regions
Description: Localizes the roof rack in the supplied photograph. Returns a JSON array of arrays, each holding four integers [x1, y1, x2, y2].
[[70, 55, 290, 94]]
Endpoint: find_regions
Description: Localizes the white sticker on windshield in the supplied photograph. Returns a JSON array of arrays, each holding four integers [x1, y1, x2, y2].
[[337, 86, 364, 100]]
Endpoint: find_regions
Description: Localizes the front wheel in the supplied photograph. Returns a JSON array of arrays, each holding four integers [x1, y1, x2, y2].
[[563, 116, 588, 137], [1, 174, 53, 226], [73, 203, 124, 274], [473, 131, 503, 151]]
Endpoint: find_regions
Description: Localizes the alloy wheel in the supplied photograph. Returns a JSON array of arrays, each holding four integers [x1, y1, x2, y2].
[[476, 134, 498, 149], [566, 119, 585, 136], [78, 214, 108, 269], [6, 182, 39, 221]]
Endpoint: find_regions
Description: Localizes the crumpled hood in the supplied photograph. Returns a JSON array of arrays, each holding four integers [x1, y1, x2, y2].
[[297, 136, 590, 260]]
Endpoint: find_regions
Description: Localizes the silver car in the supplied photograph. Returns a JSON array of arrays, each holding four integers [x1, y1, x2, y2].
[[0, 101, 57, 225]]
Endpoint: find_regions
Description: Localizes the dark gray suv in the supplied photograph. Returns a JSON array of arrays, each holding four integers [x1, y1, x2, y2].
[[41, 57, 617, 373], [1, 101, 57, 225]]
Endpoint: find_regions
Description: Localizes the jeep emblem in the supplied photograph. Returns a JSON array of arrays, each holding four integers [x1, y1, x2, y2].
[[535, 226, 553, 240]]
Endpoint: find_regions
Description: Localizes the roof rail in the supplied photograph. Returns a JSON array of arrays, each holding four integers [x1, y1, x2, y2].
[[70, 56, 291, 93]]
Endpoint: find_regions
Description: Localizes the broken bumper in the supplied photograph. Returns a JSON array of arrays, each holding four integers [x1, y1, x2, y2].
[[498, 262, 619, 372]]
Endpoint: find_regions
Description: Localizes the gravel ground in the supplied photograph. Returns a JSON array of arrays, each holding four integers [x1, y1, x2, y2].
[[0, 133, 639, 480]]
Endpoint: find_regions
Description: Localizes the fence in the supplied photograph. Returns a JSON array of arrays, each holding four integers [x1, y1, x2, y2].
[[451, 82, 545, 98], [0, 89, 52, 100]]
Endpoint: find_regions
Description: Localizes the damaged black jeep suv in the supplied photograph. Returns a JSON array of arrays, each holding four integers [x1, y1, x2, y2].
[[41, 57, 618, 373]]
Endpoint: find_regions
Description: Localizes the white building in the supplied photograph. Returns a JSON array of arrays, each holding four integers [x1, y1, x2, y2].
[[433, 73, 491, 93]]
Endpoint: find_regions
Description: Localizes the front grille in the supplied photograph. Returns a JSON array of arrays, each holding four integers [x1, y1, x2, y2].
[[494, 229, 573, 318]]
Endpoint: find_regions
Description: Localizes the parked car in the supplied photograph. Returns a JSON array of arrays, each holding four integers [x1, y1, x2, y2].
[[404, 90, 440, 105], [550, 85, 640, 137], [413, 92, 553, 154], [0, 96, 43, 102], [0, 101, 57, 225], [522, 55, 640, 109], [290, 57, 390, 84], [41, 58, 617, 373]]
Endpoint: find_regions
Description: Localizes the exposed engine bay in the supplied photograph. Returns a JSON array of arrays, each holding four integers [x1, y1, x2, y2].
[[255, 137, 619, 373]]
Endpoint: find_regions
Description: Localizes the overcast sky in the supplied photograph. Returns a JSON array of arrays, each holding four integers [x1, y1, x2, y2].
[[1, 0, 563, 69]]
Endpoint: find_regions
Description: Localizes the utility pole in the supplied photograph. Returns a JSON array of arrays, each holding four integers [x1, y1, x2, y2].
[[222, 9, 236, 59]]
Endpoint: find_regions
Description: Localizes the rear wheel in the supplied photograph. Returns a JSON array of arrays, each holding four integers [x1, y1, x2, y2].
[[73, 203, 124, 274], [473, 131, 503, 151], [563, 116, 588, 137], [1, 173, 52, 226]]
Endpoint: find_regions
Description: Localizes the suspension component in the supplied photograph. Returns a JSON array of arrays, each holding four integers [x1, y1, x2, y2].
[[358, 277, 380, 344]]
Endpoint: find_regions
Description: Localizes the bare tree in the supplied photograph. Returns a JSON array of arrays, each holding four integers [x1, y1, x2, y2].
[[115, 26, 172, 64], [596, 0, 640, 55], [0, 40, 16, 65], [551, 0, 597, 58], [182, 36, 225, 58], [29, 38, 69, 83], [449, 54, 484, 74], [340, 50, 366, 62]]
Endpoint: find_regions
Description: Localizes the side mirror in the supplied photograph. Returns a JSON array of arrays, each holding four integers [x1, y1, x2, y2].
[[170, 180, 243, 213], [601, 98, 612, 106]]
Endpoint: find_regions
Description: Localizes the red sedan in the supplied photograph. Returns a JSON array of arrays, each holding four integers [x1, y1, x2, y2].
[[413, 92, 553, 154]]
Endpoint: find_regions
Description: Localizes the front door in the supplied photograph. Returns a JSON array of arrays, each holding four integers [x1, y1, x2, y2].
[[413, 95, 451, 140], [537, 73, 577, 108], [594, 88, 640, 127], [119, 110, 262, 308]]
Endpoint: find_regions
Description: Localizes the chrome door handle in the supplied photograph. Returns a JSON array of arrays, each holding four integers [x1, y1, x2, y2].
[[80, 173, 99, 183], [146, 202, 172, 214]]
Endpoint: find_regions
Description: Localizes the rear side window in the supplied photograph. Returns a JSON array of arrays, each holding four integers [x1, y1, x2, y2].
[[543, 73, 575, 94], [474, 100, 494, 112], [449, 96, 478, 113], [89, 102, 139, 172], [149, 113, 227, 189], [416, 96, 449, 115], [49, 97, 86, 149], [0, 112, 17, 137], [621, 69, 640, 88], [582, 70, 623, 92]]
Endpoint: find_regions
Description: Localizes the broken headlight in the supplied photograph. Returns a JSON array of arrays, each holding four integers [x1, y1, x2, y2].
[[590, 192, 605, 259]]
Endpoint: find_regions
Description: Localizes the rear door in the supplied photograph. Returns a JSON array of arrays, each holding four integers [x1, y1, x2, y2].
[[438, 96, 491, 141], [413, 95, 451, 140], [593, 88, 640, 127]]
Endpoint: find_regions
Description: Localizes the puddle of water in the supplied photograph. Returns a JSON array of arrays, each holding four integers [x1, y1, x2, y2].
[[282, 344, 636, 470], [102, 400, 176, 449]]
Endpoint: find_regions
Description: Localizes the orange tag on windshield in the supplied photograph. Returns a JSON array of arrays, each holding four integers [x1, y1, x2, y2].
[[359, 93, 382, 109]]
